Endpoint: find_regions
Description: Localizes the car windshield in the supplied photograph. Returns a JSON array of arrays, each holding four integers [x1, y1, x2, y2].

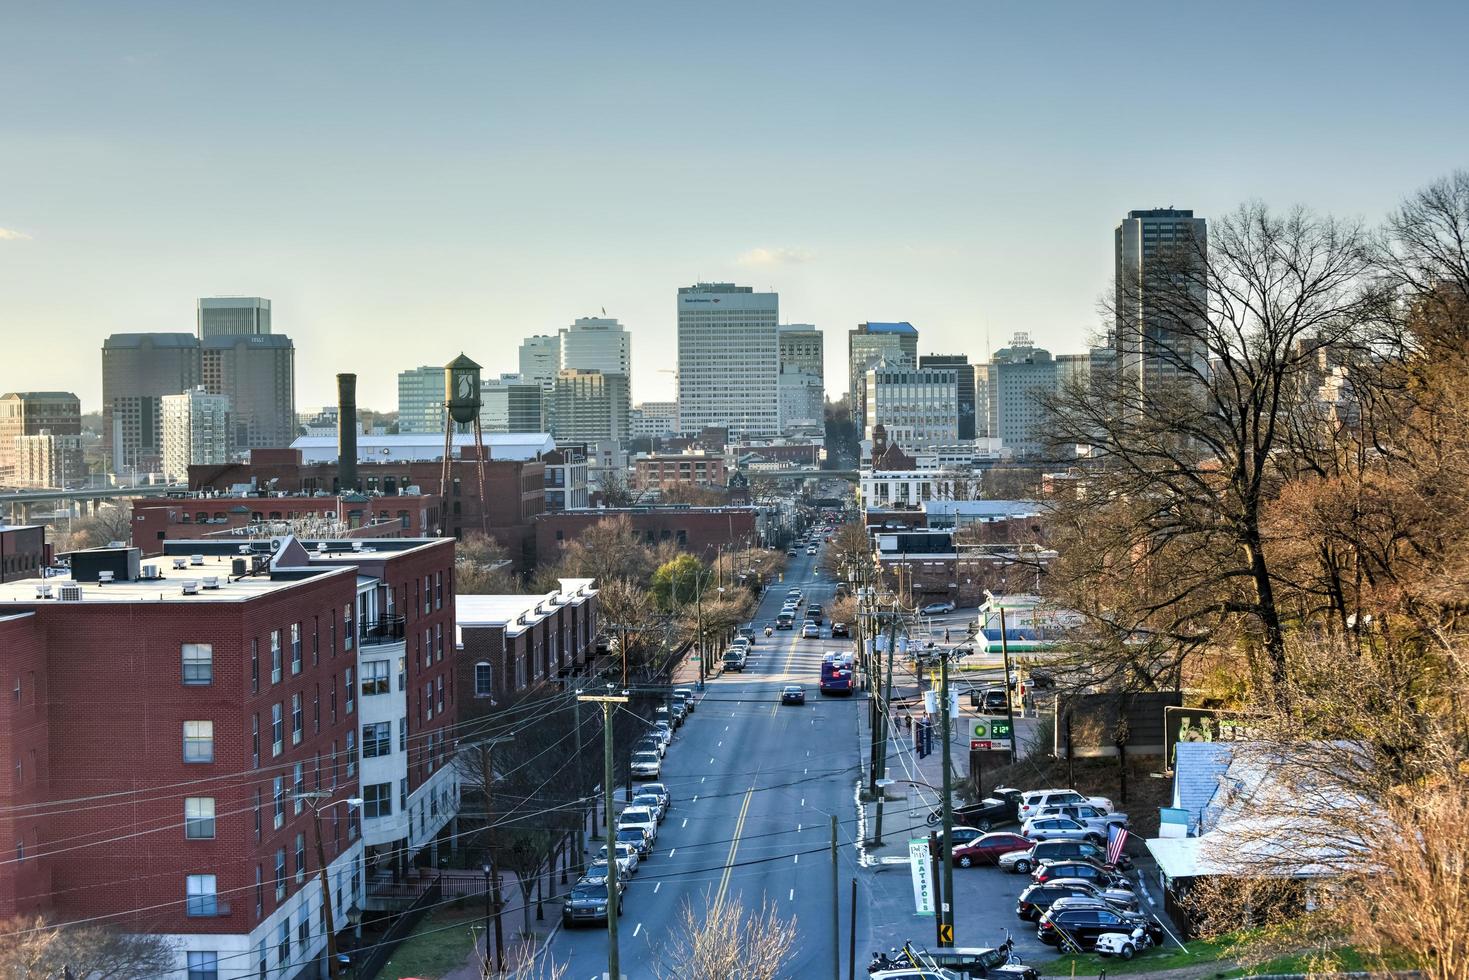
[[632, 752, 658, 763], [572, 884, 608, 900], [633, 795, 659, 807]]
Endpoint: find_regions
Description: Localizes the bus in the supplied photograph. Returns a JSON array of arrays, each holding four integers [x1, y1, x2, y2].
[[819, 653, 854, 696]]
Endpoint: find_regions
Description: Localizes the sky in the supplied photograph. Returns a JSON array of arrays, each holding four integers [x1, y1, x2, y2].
[[3, 1, 1467, 412]]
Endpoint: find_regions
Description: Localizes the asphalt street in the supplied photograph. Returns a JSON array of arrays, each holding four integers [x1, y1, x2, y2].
[[546, 544, 869, 980]]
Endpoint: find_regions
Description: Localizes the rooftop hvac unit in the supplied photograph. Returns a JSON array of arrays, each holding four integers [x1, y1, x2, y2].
[[57, 583, 83, 602], [232, 558, 247, 577], [190, 554, 204, 566], [238, 544, 252, 555], [173, 558, 188, 570], [352, 541, 363, 551], [141, 565, 160, 580], [181, 581, 200, 595], [34, 584, 52, 599], [316, 543, 328, 553], [202, 576, 220, 590], [269, 538, 281, 551], [97, 570, 114, 584]]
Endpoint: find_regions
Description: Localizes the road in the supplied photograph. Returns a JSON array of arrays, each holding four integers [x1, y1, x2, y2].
[[547, 541, 868, 979]]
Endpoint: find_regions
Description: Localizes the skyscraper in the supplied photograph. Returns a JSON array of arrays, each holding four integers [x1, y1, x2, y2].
[[551, 369, 628, 445], [848, 322, 918, 424], [101, 333, 201, 473], [1114, 208, 1209, 394], [161, 386, 232, 481], [518, 335, 561, 387], [482, 374, 546, 433], [777, 324, 824, 432], [676, 283, 780, 438], [560, 317, 631, 441], [919, 354, 976, 440], [397, 365, 445, 434], [985, 333, 1088, 458], [0, 391, 81, 485], [197, 296, 271, 338]]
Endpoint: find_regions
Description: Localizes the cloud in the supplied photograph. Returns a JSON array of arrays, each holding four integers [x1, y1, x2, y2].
[[736, 246, 815, 267], [0, 228, 32, 241]]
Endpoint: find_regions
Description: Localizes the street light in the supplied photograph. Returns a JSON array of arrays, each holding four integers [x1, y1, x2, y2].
[[290, 791, 363, 980], [481, 862, 494, 979]]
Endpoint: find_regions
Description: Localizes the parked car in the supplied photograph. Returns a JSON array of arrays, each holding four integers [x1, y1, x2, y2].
[[949, 787, 1023, 832], [669, 699, 688, 724], [618, 806, 659, 844], [1018, 789, 1115, 821], [1032, 860, 1133, 890], [630, 750, 661, 780], [723, 650, 747, 671], [801, 622, 821, 639], [953, 832, 1034, 868], [921, 600, 957, 614], [977, 688, 1010, 713], [1033, 803, 1128, 834], [562, 878, 625, 926], [1037, 905, 1162, 951], [1020, 816, 1105, 845], [738, 625, 756, 641], [1016, 879, 1137, 920], [672, 688, 697, 713], [781, 685, 806, 705], [631, 792, 666, 821], [830, 621, 850, 637], [595, 841, 641, 876], [615, 825, 653, 857], [635, 734, 666, 758], [641, 782, 671, 812], [653, 720, 674, 745], [1002, 840, 1119, 875], [944, 825, 990, 848], [654, 705, 679, 730]]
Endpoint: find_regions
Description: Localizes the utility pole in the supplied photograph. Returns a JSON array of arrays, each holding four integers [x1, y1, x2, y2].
[[292, 791, 362, 980], [872, 606, 899, 846], [938, 648, 955, 947], [997, 607, 1019, 764], [830, 813, 840, 980], [464, 734, 516, 974], [579, 688, 628, 980], [571, 693, 588, 877]]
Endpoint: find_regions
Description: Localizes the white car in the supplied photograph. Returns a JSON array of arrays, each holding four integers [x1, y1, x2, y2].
[[1033, 803, 1129, 834], [1019, 789, 1115, 820], [801, 622, 821, 638], [672, 688, 697, 713], [632, 792, 666, 822], [653, 720, 673, 745], [618, 806, 659, 844], [630, 751, 661, 779], [597, 841, 641, 875]]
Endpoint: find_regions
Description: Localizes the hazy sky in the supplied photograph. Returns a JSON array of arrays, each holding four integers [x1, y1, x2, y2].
[[3, 1, 1467, 411]]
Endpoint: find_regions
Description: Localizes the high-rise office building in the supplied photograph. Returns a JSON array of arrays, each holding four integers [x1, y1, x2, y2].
[[161, 386, 232, 481], [777, 324, 824, 432], [560, 317, 631, 440], [1114, 208, 1209, 394], [864, 366, 958, 447], [848, 322, 918, 424], [676, 283, 780, 438], [518, 335, 561, 387], [397, 365, 445, 434], [985, 333, 1089, 458], [101, 333, 202, 473], [0, 391, 81, 485], [630, 401, 678, 440], [919, 354, 976, 441], [196, 296, 271, 338], [552, 369, 629, 445], [482, 374, 546, 433], [200, 334, 295, 451]]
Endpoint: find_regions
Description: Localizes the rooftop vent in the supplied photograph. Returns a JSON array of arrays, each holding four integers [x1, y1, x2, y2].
[[238, 545, 252, 555], [97, 570, 114, 584], [181, 581, 201, 596], [352, 541, 363, 551], [57, 583, 83, 602], [190, 554, 205, 566], [34, 583, 52, 599], [140, 565, 160, 580], [173, 558, 188, 570], [202, 576, 220, 590]]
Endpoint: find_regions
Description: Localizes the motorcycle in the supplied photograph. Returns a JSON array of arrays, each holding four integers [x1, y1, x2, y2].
[[764, 626, 773, 638], [867, 947, 905, 974], [1095, 925, 1155, 960]]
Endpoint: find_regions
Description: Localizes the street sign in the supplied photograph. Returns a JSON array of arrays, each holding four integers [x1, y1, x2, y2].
[[939, 923, 953, 944], [908, 838, 935, 916], [970, 739, 994, 751]]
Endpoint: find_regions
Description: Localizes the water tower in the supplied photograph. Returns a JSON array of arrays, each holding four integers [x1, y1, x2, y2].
[[439, 354, 490, 533]]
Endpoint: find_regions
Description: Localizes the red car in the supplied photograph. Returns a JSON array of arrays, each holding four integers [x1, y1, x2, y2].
[[952, 832, 1034, 869]]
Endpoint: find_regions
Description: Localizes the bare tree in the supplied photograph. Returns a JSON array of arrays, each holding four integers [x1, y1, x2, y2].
[[651, 892, 799, 980], [59, 501, 134, 551], [0, 916, 176, 978]]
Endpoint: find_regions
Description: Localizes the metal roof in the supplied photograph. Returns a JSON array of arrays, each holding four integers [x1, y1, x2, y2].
[[861, 322, 917, 335]]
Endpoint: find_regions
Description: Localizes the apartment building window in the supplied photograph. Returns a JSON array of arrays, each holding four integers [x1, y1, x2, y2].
[[436, 622, 444, 659], [274, 848, 287, 901], [182, 643, 213, 685], [344, 604, 354, 650], [313, 686, 321, 735], [253, 789, 262, 840], [399, 716, 408, 751], [290, 623, 302, 675], [346, 730, 356, 777], [330, 682, 338, 724], [397, 656, 406, 691], [424, 682, 433, 720], [399, 777, 408, 812], [362, 721, 391, 758], [362, 660, 390, 696], [291, 693, 303, 746], [293, 763, 305, 814], [297, 911, 310, 955], [271, 703, 284, 756], [251, 714, 260, 769], [363, 782, 392, 819], [250, 638, 259, 693], [183, 721, 214, 763], [437, 676, 444, 714], [294, 831, 306, 883], [255, 864, 264, 919], [273, 776, 285, 830], [424, 575, 431, 614], [435, 571, 443, 609], [187, 952, 219, 980], [312, 616, 320, 666], [185, 797, 216, 839], [475, 662, 493, 697], [277, 917, 290, 963], [270, 630, 282, 683], [345, 667, 354, 714], [186, 874, 218, 917]]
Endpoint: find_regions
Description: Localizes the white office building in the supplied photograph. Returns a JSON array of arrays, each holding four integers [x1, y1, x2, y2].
[[630, 401, 678, 439], [396, 365, 445, 434], [777, 323, 824, 432], [161, 386, 232, 481], [676, 283, 780, 438], [864, 366, 958, 448]]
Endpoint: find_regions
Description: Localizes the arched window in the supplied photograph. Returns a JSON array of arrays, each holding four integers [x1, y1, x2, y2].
[[474, 662, 493, 698]]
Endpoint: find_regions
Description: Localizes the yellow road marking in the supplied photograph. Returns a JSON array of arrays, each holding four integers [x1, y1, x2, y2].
[[715, 784, 756, 907]]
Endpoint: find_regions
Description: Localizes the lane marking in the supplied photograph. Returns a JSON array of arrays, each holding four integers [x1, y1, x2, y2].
[[789, 888, 795, 901], [718, 741, 723, 747], [793, 853, 799, 864], [714, 784, 757, 908], [801, 798, 805, 806], [709, 758, 715, 765], [654, 881, 661, 893], [668, 848, 676, 857], [798, 822, 802, 832], [692, 794, 698, 803], [681, 818, 687, 828], [700, 777, 706, 784], [633, 922, 642, 937]]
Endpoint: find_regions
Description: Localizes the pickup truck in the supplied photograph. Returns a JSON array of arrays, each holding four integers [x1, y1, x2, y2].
[[944, 787, 1023, 833]]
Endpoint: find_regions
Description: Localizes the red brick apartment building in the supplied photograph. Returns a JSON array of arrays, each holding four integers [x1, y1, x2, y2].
[[454, 579, 599, 710], [632, 453, 729, 490], [0, 533, 456, 979], [534, 506, 760, 563], [189, 449, 545, 569], [132, 491, 440, 552]]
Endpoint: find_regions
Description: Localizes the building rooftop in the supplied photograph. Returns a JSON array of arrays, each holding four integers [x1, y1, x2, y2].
[[858, 322, 917, 335], [102, 332, 198, 348], [0, 553, 351, 605], [0, 391, 80, 400], [456, 578, 596, 643], [289, 432, 554, 461]]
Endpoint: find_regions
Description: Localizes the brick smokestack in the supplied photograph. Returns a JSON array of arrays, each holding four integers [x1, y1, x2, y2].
[[336, 373, 358, 492]]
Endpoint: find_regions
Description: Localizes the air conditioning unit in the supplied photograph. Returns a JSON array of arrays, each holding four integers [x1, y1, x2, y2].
[[351, 541, 363, 551], [141, 565, 160, 580], [238, 544, 252, 555], [181, 581, 201, 595], [34, 584, 52, 599], [173, 557, 188, 570], [97, 570, 115, 584], [57, 583, 83, 602], [202, 576, 220, 590], [190, 554, 205, 566]]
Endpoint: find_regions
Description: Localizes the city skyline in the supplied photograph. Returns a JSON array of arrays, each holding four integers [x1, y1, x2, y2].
[[4, 2, 1467, 410]]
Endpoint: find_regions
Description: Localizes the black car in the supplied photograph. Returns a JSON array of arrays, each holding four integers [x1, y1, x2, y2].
[[830, 622, 850, 637], [977, 688, 1009, 713], [1037, 905, 1162, 951], [781, 685, 806, 705], [950, 787, 1022, 832], [1032, 860, 1133, 890], [1016, 881, 1138, 921], [1014, 839, 1118, 873], [562, 878, 624, 926]]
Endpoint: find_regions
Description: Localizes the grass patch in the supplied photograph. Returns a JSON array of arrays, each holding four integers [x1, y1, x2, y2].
[[1034, 933, 1239, 977], [378, 905, 482, 980]]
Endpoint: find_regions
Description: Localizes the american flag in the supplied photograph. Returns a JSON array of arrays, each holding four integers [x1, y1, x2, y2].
[[1106, 824, 1129, 867]]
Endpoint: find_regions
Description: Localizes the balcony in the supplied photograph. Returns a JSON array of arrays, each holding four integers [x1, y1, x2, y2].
[[360, 616, 406, 646]]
